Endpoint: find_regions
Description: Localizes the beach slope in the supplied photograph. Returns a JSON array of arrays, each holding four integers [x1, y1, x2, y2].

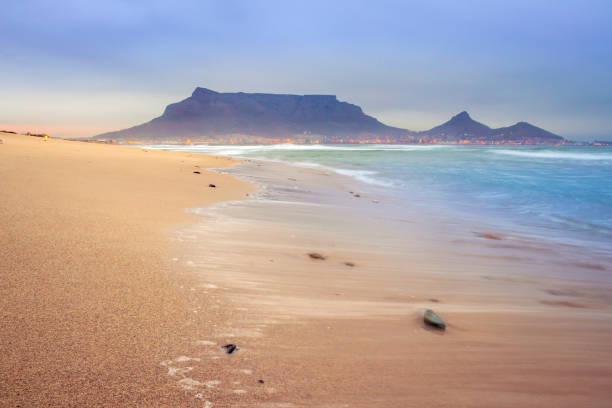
[[0, 133, 252, 406]]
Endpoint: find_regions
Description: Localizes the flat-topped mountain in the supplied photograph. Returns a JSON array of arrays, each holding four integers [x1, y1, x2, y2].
[[96, 88, 564, 144], [97, 87, 412, 143], [419, 111, 563, 143]]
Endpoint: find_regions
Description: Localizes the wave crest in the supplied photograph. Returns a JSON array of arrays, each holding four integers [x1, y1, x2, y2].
[[493, 150, 612, 161]]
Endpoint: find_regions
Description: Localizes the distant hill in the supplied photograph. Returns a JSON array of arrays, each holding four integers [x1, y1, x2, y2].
[[96, 88, 564, 144], [419, 111, 563, 143], [96, 87, 414, 143]]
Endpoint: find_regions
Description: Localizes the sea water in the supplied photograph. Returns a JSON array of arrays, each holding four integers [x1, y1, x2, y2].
[[145, 144, 612, 256]]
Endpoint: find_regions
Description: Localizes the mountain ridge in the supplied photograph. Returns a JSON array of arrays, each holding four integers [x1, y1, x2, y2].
[[96, 88, 564, 144], [419, 111, 563, 143]]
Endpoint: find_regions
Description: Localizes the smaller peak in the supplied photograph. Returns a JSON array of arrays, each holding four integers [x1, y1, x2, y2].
[[454, 111, 471, 119], [192, 87, 218, 97]]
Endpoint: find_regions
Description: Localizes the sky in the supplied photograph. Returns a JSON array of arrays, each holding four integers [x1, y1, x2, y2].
[[1, 0, 611, 141]]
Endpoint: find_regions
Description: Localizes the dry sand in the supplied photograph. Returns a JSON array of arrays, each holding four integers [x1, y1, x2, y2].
[[2, 132, 612, 408], [0, 133, 252, 406]]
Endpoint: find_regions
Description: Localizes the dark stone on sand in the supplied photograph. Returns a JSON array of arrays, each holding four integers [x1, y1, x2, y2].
[[540, 300, 588, 308], [344, 262, 355, 267], [428, 298, 440, 303], [424, 309, 446, 330], [354, 194, 360, 197], [193, 171, 201, 174], [258, 379, 265, 384], [308, 253, 326, 260], [477, 232, 502, 240], [221, 344, 238, 354], [209, 184, 216, 188]]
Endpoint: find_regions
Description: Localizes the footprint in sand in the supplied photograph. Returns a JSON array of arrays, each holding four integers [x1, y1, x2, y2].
[[175, 356, 201, 363], [167, 366, 193, 377], [177, 378, 203, 390]]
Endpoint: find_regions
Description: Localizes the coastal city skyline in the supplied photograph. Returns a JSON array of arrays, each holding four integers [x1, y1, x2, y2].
[[1, 0, 611, 141]]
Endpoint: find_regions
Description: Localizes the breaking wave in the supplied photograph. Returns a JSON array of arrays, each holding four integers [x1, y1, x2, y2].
[[493, 150, 612, 161]]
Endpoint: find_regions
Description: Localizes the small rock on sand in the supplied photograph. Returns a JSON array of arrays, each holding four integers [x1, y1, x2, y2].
[[308, 253, 326, 260], [477, 232, 502, 240], [424, 309, 446, 330], [344, 262, 355, 267], [222, 344, 239, 354], [209, 184, 216, 188], [193, 171, 201, 174]]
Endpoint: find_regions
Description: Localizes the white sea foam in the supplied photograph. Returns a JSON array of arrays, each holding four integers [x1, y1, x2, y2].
[[287, 160, 394, 187], [142, 143, 449, 155], [332, 168, 393, 186], [142, 143, 403, 187], [493, 149, 612, 161]]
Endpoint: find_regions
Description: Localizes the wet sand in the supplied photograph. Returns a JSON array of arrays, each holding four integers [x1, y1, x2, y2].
[[2, 133, 612, 407], [168, 160, 612, 407]]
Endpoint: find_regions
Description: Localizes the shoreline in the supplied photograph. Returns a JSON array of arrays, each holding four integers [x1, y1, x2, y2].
[[145, 143, 612, 263], [169, 156, 612, 407]]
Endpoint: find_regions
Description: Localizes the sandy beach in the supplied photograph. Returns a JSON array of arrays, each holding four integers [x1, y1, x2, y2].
[[2, 132, 612, 407], [0, 132, 252, 406]]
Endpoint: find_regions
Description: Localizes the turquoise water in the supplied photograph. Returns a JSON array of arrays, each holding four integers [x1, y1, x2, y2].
[[145, 144, 612, 254]]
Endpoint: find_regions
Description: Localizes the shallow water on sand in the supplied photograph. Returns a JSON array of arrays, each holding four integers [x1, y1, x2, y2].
[[171, 159, 612, 407], [165, 155, 612, 407], [162, 150, 610, 286], [146, 144, 612, 263]]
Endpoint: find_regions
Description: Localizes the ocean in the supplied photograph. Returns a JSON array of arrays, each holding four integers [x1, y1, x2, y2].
[[144, 144, 612, 257]]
